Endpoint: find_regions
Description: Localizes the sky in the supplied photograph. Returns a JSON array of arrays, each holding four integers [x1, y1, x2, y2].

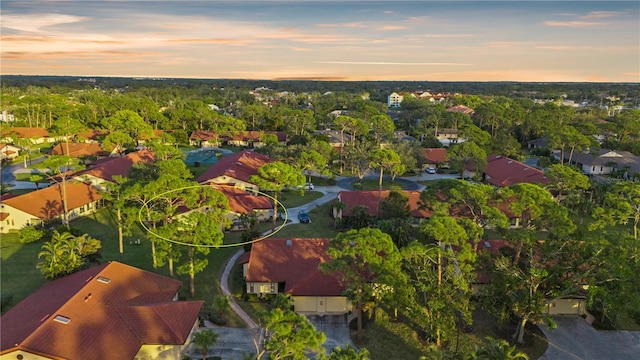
[[2, 1, 639, 82]]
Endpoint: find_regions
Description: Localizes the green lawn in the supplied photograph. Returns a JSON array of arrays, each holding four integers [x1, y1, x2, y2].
[[277, 190, 324, 208], [0, 232, 46, 313], [352, 179, 407, 191]]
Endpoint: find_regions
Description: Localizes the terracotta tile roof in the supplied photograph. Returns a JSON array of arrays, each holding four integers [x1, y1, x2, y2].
[[338, 190, 431, 218], [196, 150, 273, 184], [1, 182, 102, 220], [215, 186, 273, 213], [245, 238, 345, 296], [2, 127, 49, 139], [76, 129, 106, 141], [422, 148, 447, 163], [0, 262, 202, 360], [485, 154, 549, 187], [0, 212, 9, 221], [49, 142, 108, 158], [72, 149, 155, 182], [447, 104, 475, 115]]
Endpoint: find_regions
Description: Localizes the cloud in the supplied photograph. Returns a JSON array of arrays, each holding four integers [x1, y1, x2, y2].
[[419, 34, 476, 39], [318, 61, 471, 66], [489, 41, 529, 48], [544, 20, 606, 27], [535, 46, 576, 50], [1, 13, 90, 33], [582, 11, 620, 19], [377, 25, 406, 31]]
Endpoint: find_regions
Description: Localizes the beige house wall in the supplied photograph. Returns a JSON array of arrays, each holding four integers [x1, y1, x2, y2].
[[134, 320, 198, 360], [0, 200, 100, 234], [546, 298, 586, 316], [206, 176, 258, 192], [0, 206, 42, 233], [247, 281, 277, 295], [293, 296, 351, 314]]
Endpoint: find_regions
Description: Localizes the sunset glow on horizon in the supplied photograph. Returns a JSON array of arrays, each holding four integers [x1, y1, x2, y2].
[[2, 1, 639, 82]]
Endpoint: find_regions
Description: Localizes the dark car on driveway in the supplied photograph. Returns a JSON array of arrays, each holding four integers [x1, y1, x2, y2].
[[298, 211, 310, 223]]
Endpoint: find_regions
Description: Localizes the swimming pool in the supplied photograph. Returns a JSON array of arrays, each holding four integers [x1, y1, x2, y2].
[[184, 148, 221, 165]]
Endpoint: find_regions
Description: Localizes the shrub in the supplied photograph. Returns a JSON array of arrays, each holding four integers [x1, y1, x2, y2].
[[18, 226, 45, 243]]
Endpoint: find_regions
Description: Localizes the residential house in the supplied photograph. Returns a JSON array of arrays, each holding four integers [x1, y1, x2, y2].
[[482, 154, 549, 188], [558, 149, 640, 176], [223, 131, 287, 148], [196, 150, 273, 191], [1, 127, 53, 144], [313, 130, 352, 151], [242, 238, 352, 314], [190, 131, 287, 148], [447, 104, 475, 115], [49, 142, 111, 161], [336, 190, 431, 220], [215, 185, 274, 225], [0, 261, 203, 360], [473, 240, 586, 316], [422, 148, 448, 169], [0, 143, 20, 161], [0, 110, 15, 123], [70, 149, 156, 190], [0, 182, 102, 233], [433, 128, 466, 147], [526, 138, 549, 150], [387, 92, 404, 108]]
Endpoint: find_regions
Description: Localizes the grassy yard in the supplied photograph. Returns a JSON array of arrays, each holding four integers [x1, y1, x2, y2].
[[358, 307, 547, 360], [352, 179, 408, 191], [0, 232, 46, 312]]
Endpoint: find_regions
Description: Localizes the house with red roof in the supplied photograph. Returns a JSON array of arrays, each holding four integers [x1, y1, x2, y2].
[[0, 182, 102, 233], [336, 190, 432, 219], [447, 104, 475, 115], [482, 154, 549, 187], [196, 150, 273, 191], [70, 149, 155, 189], [190, 131, 286, 148], [242, 238, 351, 314], [1, 127, 54, 144], [215, 185, 274, 225], [0, 143, 21, 161], [422, 148, 448, 169], [0, 261, 203, 360], [472, 240, 586, 315], [49, 142, 111, 160]]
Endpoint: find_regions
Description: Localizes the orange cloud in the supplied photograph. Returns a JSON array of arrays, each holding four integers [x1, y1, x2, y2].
[[582, 11, 620, 19], [544, 20, 606, 27]]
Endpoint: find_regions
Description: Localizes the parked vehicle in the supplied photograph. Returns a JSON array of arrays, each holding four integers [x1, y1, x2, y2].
[[426, 167, 437, 174], [298, 211, 310, 223]]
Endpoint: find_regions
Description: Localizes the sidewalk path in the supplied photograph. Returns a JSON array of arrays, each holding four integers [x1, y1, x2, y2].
[[220, 249, 259, 328]]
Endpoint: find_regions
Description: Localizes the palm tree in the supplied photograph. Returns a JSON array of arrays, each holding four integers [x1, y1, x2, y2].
[[474, 337, 529, 360], [37, 231, 75, 279], [191, 329, 219, 360], [331, 201, 346, 228]]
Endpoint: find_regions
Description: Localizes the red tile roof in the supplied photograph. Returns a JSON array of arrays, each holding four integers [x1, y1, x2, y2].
[[2, 127, 49, 139], [0, 262, 202, 360], [338, 190, 432, 218], [422, 148, 447, 163], [447, 104, 475, 115], [245, 238, 345, 296], [196, 150, 273, 184], [215, 186, 273, 213], [485, 154, 549, 187], [49, 142, 108, 158], [1, 182, 102, 220], [72, 149, 155, 182]]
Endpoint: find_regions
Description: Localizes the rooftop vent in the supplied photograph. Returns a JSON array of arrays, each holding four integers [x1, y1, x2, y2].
[[285, 239, 292, 246], [97, 276, 111, 284], [53, 315, 71, 324], [484, 241, 491, 248]]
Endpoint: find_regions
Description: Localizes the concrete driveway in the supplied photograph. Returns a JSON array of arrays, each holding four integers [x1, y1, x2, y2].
[[539, 316, 640, 360], [306, 314, 355, 353]]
